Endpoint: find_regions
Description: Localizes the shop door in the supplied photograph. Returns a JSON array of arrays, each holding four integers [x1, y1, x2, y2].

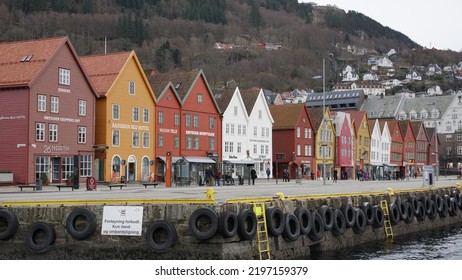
[[52, 157, 61, 182]]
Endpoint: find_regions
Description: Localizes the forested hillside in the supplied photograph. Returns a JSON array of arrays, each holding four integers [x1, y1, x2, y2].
[[1, 0, 461, 91]]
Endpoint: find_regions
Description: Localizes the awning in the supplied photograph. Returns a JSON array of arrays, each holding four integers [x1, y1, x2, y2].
[[370, 163, 383, 166], [181, 156, 216, 164], [223, 159, 255, 165], [157, 156, 183, 163], [384, 163, 399, 167]]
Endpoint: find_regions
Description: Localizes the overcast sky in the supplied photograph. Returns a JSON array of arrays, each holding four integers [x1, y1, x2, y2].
[[301, 1, 461, 52]]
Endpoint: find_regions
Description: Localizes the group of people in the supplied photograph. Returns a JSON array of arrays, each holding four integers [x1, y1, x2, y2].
[[205, 166, 222, 186]]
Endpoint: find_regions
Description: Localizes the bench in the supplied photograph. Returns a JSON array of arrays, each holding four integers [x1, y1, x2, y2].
[[107, 183, 126, 190], [17, 185, 36, 191], [56, 185, 75, 191], [142, 182, 158, 189]]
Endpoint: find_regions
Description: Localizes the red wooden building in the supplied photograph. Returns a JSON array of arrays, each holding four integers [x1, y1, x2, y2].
[[333, 112, 354, 179], [389, 120, 405, 179], [0, 37, 97, 184], [149, 69, 222, 185], [269, 104, 315, 180], [399, 120, 417, 177]]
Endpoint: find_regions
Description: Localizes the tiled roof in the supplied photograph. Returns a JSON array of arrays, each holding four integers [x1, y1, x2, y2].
[[240, 88, 260, 114], [148, 69, 200, 101], [361, 95, 405, 119], [348, 111, 367, 133], [307, 107, 324, 131], [269, 103, 304, 130], [80, 52, 131, 97], [214, 87, 236, 113], [400, 95, 454, 116], [0, 37, 69, 87]]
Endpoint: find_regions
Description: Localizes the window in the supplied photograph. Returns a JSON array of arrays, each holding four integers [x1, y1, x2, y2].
[[253, 144, 257, 154], [112, 104, 120, 120], [266, 127, 269, 137], [447, 146, 452, 156], [446, 135, 453, 142], [38, 95, 46, 112], [78, 100, 86, 116], [297, 144, 301, 156], [237, 142, 242, 153], [157, 134, 164, 148], [62, 157, 74, 180], [253, 126, 257, 136], [458, 146, 462, 155], [174, 136, 180, 149], [78, 126, 87, 143], [185, 114, 191, 127], [265, 145, 269, 154], [35, 156, 50, 180], [230, 124, 234, 134], [459, 121, 462, 131], [112, 130, 120, 146], [234, 106, 238, 116], [186, 136, 192, 149], [142, 132, 150, 148], [143, 109, 149, 123], [209, 117, 215, 129], [51, 96, 59, 113], [258, 110, 262, 119], [132, 131, 139, 147], [238, 125, 242, 135], [260, 127, 264, 137], [174, 113, 180, 126], [80, 154, 92, 176], [209, 137, 215, 150], [242, 125, 246, 135], [457, 134, 462, 142], [59, 68, 70, 85], [446, 122, 452, 132], [133, 107, 139, 122], [193, 136, 199, 150], [297, 127, 301, 138], [193, 115, 199, 128], [197, 93, 203, 103], [260, 145, 265, 154], [158, 111, 164, 125], [128, 81, 135, 95], [49, 124, 58, 142], [112, 156, 121, 177], [36, 123, 45, 141], [225, 141, 231, 153], [225, 123, 230, 134]]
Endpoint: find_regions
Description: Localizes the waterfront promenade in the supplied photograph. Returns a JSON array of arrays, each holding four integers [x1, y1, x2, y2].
[[1, 175, 460, 204]]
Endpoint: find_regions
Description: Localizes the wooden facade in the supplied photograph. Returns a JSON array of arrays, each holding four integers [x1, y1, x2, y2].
[[0, 37, 97, 184]]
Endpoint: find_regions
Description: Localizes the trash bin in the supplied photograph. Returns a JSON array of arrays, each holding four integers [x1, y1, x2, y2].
[[36, 179, 42, 191]]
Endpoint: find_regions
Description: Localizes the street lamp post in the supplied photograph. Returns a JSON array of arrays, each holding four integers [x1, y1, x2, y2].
[[322, 58, 326, 185]]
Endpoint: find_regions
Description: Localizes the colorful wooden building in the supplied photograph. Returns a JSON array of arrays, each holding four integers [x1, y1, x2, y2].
[[349, 111, 371, 177], [0, 36, 97, 184], [332, 112, 354, 179], [81, 51, 156, 183], [269, 103, 315, 180]]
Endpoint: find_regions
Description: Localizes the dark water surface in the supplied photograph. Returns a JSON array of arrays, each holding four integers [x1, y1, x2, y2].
[[307, 225, 462, 260]]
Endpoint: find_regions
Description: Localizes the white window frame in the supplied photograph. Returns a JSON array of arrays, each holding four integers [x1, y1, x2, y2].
[[51, 96, 59, 113], [78, 100, 86, 116], [158, 111, 164, 125], [143, 132, 150, 148], [59, 68, 70, 85], [143, 108, 149, 123], [49, 124, 58, 142], [128, 81, 135, 95], [132, 131, 140, 148], [38, 95, 46, 112], [112, 104, 120, 120], [80, 154, 92, 177], [133, 107, 139, 122], [36, 123, 45, 141], [78, 126, 87, 144], [112, 130, 120, 147]]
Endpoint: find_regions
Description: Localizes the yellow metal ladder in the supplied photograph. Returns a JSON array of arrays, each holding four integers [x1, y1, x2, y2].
[[380, 200, 394, 240], [253, 202, 271, 260]]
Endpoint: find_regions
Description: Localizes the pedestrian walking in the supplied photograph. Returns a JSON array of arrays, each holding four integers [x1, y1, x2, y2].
[[266, 168, 271, 180], [333, 169, 338, 182], [251, 168, 257, 185]]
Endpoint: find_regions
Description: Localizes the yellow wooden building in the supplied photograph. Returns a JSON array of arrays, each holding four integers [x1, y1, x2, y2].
[[81, 51, 156, 182], [308, 107, 335, 180], [350, 111, 371, 174]]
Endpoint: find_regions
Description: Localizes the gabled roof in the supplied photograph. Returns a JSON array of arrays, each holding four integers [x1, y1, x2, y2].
[[214, 87, 236, 113], [240, 87, 260, 114], [348, 111, 368, 134], [0, 36, 97, 96], [400, 95, 454, 116], [307, 107, 325, 132], [81, 51, 131, 97], [269, 103, 306, 130], [361, 95, 405, 119]]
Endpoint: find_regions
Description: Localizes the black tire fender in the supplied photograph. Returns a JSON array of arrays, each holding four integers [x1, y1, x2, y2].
[[361, 202, 374, 226], [427, 199, 438, 220], [432, 194, 443, 213], [372, 205, 384, 228], [449, 197, 458, 216], [439, 199, 449, 218], [353, 208, 367, 234], [188, 208, 218, 240], [388, 202, 400, 225], [218, 211, 238, 238], [318, 205, 334, 231], [407, 196, 419, 217], [294, 206, 311, 235], [282, 213, 300, 241], [415, 201, 426, 222], [308, 212, 325, 242], [65, 208, 97, 240], [145, 220, 177, 253], [331, 209, 346, 236], [404, 201, 415, 224], [237, 208, 257, 240], [340, 204, 355, 228], [0, 209, 19, 240], [265, 206, 285, 236], [396, 198, 408, 220], [25, 222, 56, 254]]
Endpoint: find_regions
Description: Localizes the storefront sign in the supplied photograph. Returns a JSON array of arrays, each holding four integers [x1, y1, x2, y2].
[[44, 116, 81, 123], [43, 145, 70, 154], [185, 130, 215, 136], [112, 123, 149, 131]]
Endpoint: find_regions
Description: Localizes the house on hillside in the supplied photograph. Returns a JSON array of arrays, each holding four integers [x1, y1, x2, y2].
[[426, 64, 442, 76], [377, 56, 393, 68], [406, 69, 422, 81], [0, 36, 98, 184], [341, 65, 359, 82], [81, 51, 156, 183]]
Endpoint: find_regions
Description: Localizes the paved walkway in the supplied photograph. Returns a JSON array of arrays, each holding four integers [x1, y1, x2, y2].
[[1, 176, 461, 204]]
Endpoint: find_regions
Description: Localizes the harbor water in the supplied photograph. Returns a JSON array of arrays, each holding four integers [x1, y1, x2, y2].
[[307, 224, 462, 260]]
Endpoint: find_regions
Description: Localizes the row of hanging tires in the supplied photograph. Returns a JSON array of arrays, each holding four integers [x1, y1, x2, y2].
[[1, 189, 461, 254]]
